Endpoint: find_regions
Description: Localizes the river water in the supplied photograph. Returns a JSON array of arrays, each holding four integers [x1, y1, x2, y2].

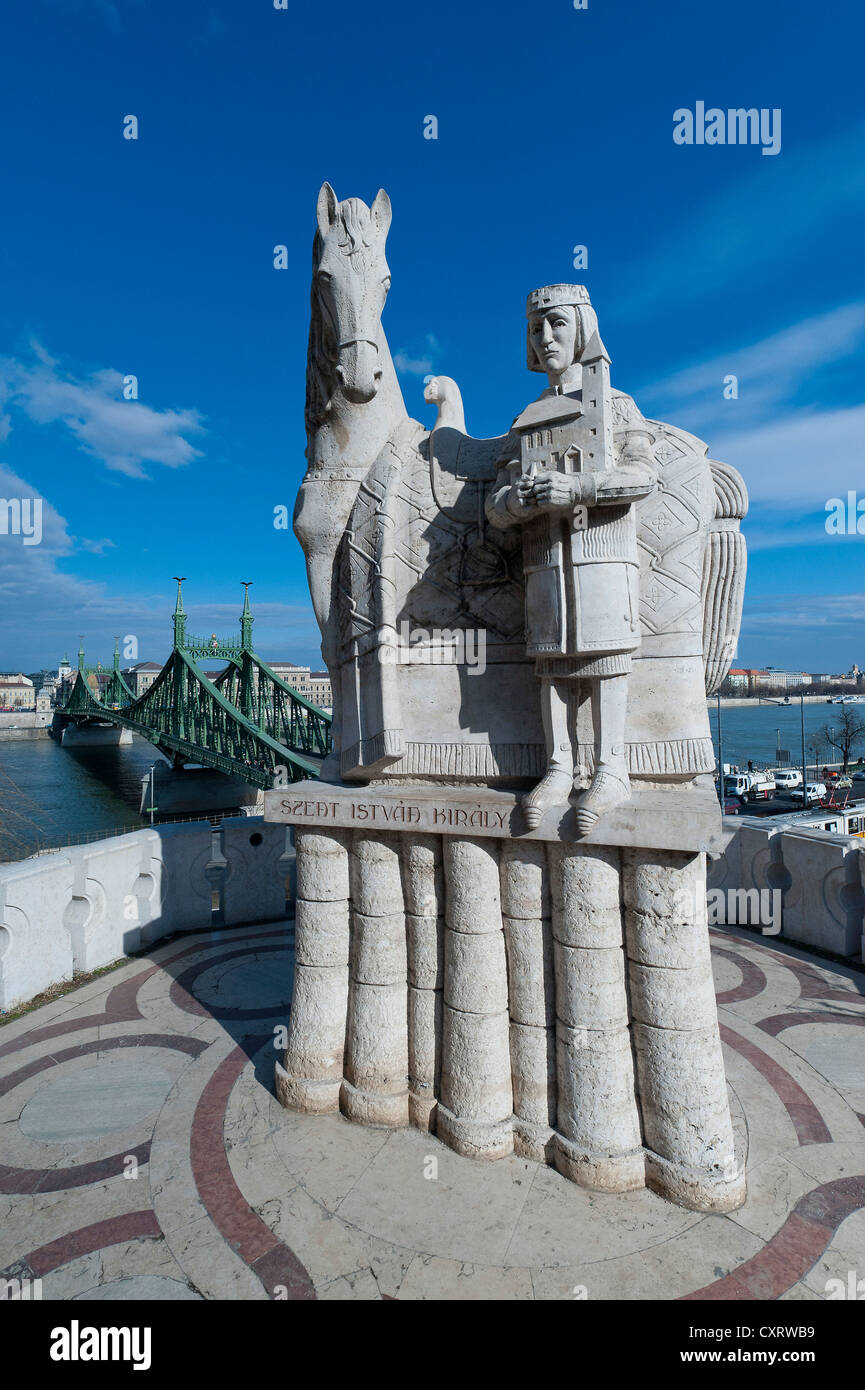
[[0, 735, 164, 862], [0, 701, 860, 862], [707, 700, 864, 774]]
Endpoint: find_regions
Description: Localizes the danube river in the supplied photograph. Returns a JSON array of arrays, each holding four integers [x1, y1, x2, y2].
[[0, 701, 860, 862], [0, 735, 163, 862], [708, 699, 863, 773]]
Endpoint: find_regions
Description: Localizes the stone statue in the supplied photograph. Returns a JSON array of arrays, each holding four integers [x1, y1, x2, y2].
[[269, 185, 749, 1214], [485, 285, 656, 834]]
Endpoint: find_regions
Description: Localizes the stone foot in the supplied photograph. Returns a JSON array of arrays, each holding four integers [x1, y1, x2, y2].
[[521, 767, 573, 830], [571, 765, 631, 836]]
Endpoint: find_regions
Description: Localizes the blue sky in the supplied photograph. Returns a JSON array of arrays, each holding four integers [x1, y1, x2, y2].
[[0, 0, 862, 674]]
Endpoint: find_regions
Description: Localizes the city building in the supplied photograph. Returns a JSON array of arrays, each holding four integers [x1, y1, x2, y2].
[[309, 670, 333, 711], [268, 662, 333, 710], [721, 669, 749, 692], [0, 674, 35, 710], [123, 661, 163, 697]]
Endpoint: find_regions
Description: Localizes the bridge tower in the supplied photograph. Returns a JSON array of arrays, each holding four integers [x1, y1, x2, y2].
[[172, 576, 188, 650], [239, 582, 259, 727], [171, 578, 188, 742]]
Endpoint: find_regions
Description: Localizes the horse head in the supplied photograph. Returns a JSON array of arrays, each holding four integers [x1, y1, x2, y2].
[[312, 182, 392, 405]]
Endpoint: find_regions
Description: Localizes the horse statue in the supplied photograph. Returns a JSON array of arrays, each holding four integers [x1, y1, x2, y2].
[[279, 184, 750, 1214], [294, 184, 746, 806], [293, 183, 425, 774]]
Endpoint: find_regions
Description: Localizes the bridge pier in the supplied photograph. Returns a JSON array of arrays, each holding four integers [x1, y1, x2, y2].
[[61, 722, 133, 747], [140, 761, 263, 816]]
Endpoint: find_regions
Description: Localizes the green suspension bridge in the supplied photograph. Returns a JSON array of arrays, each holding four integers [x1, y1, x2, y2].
[[55, 580, 331, 789]]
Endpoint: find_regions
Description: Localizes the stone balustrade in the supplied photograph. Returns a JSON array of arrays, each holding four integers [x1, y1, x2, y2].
[[0, 818, 294, 1012], [709, 815, 865, 959], [2, 813, 862, 1015]]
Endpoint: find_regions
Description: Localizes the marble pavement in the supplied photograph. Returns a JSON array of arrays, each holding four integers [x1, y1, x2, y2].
[[1, 917, 864, 1301]]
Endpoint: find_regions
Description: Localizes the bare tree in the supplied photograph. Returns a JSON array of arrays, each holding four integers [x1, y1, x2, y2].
[[821, 709, 865, 774]]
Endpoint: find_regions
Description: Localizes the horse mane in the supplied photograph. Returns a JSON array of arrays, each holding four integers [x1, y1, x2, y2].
[[304, 231, 335, 444]]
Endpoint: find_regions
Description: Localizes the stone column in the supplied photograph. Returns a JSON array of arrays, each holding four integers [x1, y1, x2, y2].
[[401, 834, 444, 1132], [276, 828, 350, 1114], [548, 843, 645, 1192], [438, 837, 514, 1159], [341, 831, 409, 1126], [622, 848, 745, 1212], [500, 840, 556, 1162]]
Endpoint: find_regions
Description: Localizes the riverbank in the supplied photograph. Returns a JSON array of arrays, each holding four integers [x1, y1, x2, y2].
[[0, 727, 52, 742], [708, 695, 843, 708]]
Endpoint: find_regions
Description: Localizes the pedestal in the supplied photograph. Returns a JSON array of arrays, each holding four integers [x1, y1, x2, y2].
[[267, 780, 745, 1213]]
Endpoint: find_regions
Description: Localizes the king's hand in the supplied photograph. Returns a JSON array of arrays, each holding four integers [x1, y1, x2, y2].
[[528, 471, 584, 512]]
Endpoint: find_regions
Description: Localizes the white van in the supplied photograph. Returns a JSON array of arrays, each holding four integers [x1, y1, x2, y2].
[[790, 782, 827, 805], [772, 769, 803, 789]]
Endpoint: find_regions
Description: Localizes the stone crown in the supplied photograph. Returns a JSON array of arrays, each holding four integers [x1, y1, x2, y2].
[[526, 284, 591, 316]]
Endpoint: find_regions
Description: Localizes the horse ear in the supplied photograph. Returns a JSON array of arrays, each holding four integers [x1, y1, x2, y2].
[[371, 188, 392, 236], [316, 182, 338, 237]]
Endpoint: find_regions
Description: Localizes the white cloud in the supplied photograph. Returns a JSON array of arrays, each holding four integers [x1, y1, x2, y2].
[[0, 345, 205, 479], [640, 300, 865, 435], [393, 333, 441, 376], [0, 465, 322, 669], [712, 404, 865, 508], [81, 537, 117, 555]]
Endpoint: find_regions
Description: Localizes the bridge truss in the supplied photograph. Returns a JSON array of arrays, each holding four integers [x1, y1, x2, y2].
[[59, 584, 331, 789]]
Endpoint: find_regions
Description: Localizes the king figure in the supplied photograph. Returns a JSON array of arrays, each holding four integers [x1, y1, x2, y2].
[[486, 285, 657, 833]]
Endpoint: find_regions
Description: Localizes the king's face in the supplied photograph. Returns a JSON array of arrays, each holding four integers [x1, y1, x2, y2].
[[528, 305, 577, 375]]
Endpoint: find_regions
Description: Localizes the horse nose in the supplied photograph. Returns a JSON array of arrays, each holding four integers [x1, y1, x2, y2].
[[337, 341, 380, 403]]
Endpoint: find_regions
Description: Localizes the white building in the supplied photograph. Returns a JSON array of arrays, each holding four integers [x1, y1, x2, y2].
[[0, 674, 35, 710]]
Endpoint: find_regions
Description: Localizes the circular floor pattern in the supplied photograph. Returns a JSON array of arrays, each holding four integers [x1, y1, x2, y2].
[[2, 921, 864, 1301], [18, 1058, 175, 1143], [193, 958, 294, 1012]]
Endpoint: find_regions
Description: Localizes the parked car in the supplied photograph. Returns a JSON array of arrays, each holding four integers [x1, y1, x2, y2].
[[790, 782, 828, 805], [772, 769, 803, 790], [836, 775, 853, 790], [723, 797, 745, 816], [852, 769, 865, 783]]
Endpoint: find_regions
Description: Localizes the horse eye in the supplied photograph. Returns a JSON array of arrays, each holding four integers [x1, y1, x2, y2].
[[382, 276, 392, 290]]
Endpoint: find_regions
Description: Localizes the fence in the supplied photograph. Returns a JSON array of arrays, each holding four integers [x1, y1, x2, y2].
[[2, 813, 862, 1016], [0, 817, 295, 1012], [709, 816, 865, 959]]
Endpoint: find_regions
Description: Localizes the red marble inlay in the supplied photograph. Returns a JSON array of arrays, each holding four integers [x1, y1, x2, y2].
[[0, 1032, 207, 1100], [720, 1024, 832, 1145], [759, 1009, 865, 1038], [169, 944, 291, 1021], [0, 926, 292, 1062], [682, 1175, 865, 1300], [189, 1041, 315, 1300], [0, 1142, 151, 1195], [712, 947, 768, 1005], [26, 1209, 162, 1277]]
